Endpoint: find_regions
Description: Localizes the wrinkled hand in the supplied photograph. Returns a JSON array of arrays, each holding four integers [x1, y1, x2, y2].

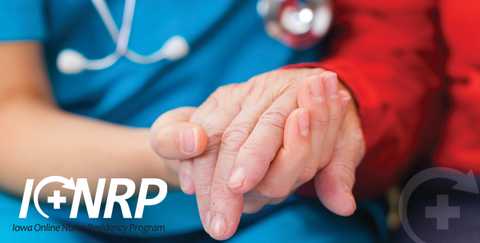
[[168, 68, 364, 240]]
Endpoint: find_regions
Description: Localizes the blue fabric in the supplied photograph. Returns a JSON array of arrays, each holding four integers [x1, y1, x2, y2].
[[0, 0, 320, 127], [0, 0, 387, 242], [0, 0, 48, 41], [44, 0, 320, 127], [0, 191, 389, 243]]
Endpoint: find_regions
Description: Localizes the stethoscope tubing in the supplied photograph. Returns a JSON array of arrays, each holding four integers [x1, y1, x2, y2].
[[58, 0, 331, 74], [91, 0, 167, 65]]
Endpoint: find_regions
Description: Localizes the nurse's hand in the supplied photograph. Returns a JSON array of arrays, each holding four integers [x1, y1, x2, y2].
[[150, 107, 209, 177], [177, 68, 364, 240]]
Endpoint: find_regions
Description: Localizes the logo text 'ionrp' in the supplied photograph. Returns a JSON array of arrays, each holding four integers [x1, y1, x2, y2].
[[19, 177, 167, 219]]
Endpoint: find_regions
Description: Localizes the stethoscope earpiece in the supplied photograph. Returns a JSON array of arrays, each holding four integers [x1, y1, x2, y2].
[[161, 36, 190, 61], [57, 0, 333, 74], [57, 0, 190, 74]]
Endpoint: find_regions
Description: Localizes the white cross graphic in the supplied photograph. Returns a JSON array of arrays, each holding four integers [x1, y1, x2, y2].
[[47, 190, 66, 209], [425, 195, 460, 230]]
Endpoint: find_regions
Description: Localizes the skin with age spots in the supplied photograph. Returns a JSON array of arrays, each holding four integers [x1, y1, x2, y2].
[[152, 68, 365, 240]]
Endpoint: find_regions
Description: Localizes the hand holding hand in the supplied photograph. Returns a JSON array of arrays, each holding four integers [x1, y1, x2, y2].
[[150, 107, 208, 184], [151, 69, 366, 241], [178, 68, 363, 240]]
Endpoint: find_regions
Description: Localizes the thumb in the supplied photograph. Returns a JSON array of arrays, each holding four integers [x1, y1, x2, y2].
[[314, 156, 357, 216], [150, 107, 208, 160], [314, 126, 364, 216]]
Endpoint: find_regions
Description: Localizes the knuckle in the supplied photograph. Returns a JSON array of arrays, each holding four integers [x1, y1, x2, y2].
[[257, 185, 291, 199], [213, 85, 229, 95], [328, 109, 342, 123], [352, 130, 366, 155], [152, 131, 170, 157], [246, 75, 259, 84], [258, 109, 289, 130], [195, 180, 212, 197], [204, 95, 219, 109], [221, 123, 251, 153], [239, 141, 266, 160], [332, 162, 356, 183], [243, 204, 262, 214], [340, 124, 366, 163], [153, 134, 165, 153], [248, 72, 280, 88], [297, 164, 317, 184], [269, 197, 288, 205], [215, 83, 241, 97], [205, 126, 223, 141], [313, 113, 330, 129], [248, 72, 269, 84], [211, 185, 233, 202], [201, 125, 223, 151]]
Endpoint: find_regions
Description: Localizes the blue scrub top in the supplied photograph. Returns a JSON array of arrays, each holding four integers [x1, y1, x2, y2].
[[0, 0, 320, 127], [0, 1, 389, 243]]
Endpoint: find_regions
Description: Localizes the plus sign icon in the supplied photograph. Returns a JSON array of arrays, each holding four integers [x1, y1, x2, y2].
[[425, 195, 460, 230], [47, 190, 66, 209], [18, 176, 168, 219], [399, 167, 479, 243]]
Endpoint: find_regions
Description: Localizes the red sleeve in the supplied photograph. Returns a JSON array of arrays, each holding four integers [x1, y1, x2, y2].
[[290, 0, 441, 198]]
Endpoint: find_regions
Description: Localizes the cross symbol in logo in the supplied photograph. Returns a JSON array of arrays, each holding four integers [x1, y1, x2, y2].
[[425, 195, 460, 230], [47, 190, 66, 209]]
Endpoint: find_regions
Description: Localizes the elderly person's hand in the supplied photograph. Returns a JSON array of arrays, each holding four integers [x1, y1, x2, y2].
[[152, 68, 364, 240]]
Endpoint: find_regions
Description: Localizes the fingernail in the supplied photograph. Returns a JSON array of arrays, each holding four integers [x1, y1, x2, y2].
[[298, 109, 309, 136], [340, 91, 351, 114], [179, 128, 198, 154], [345, 185, 357, 212], [309, 75, 324, 102], [228, 167, 246, 188], [180, 175, 193, 193], [324, 73, 339, 99], [210, 214, 227, 238], [205, 211, 211, 233]]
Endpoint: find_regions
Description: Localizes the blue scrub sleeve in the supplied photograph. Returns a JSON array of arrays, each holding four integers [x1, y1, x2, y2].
[[0, 0, 47, 42]]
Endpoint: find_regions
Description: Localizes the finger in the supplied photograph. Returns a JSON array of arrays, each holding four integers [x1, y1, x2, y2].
[[193, 103, 243, 235], [207, 90, 299, 239], [296, 75, 330, 182], [151, 108, 208, 160], [206, 93, 276, 239], [178, 159, 195, 195], [173, 89, 223, 213], [242, 197, 272, 214], [243, 194, 290, 214], [189, 93, 220, 124], [314, 109, 364, 217], [172, 85, 243, 233], [226, 92, 298, 194], [315, 72, 344, 167], [200, 80, 286, 239], [242, 195, 290, 215], [151, 107, 195, 134], [314, 151, 357, 216], [192, 83, 272, 235], [246, 108, 310, 198], [294, 75, 350, 190]]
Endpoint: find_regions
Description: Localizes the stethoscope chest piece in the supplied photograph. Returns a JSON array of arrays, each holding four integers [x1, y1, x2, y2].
[[257, 0, 333, 50]]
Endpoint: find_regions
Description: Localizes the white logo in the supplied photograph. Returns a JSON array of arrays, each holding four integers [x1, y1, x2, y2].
[[19, 177, 167, 219], [399, 168, 478, 243]]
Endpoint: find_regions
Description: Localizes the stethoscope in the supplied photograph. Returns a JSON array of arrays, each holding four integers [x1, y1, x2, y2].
[[57, 0, 332, 74]]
